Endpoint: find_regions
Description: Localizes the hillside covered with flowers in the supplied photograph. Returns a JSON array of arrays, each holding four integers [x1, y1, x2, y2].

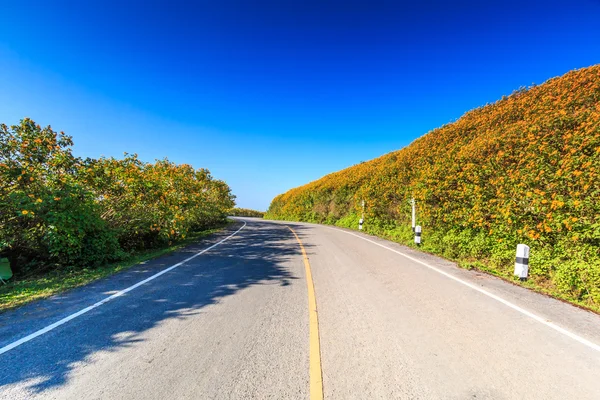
[[267, 65, 600, 309]]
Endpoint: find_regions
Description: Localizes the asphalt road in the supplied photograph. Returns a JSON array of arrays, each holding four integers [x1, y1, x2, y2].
[[1, 218, 599, 399]]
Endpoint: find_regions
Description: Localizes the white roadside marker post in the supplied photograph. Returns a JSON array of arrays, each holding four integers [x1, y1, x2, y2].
[[514, 244, 530, 281], [414, 225, 421, 246], [411, 198, 416, 232], [359, 200, 365, 230]]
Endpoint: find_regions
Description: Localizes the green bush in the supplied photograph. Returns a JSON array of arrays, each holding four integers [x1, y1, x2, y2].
[[228, 207, 265, 218], [0, 119, 123, 275], [0, 118, 235, 278], [266, 65, 600, 309], [80, 155, 234, 251]]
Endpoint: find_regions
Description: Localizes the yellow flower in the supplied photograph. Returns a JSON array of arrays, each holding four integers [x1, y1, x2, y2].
[[54, 197, 61, 201], [22, 210, 29, 215], [36, 198, 43, 203]]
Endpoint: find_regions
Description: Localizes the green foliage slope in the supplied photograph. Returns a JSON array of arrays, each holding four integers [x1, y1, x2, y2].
[[0, 119, 235, 278], [266, 65, 600, 310], [229, 207, 265, 218]]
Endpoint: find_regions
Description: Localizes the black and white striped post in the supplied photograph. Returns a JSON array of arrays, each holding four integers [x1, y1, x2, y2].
[[414, 225, 421, 245], [514, 244, 530, 281], [359, 200, 365, 230]]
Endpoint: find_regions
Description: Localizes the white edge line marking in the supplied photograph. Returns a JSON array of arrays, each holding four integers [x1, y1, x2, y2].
[[0, 221, 247, 356], [323, 225, 600, 353]]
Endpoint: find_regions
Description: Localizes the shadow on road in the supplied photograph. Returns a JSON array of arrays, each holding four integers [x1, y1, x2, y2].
[[0, 220, 312, 394]]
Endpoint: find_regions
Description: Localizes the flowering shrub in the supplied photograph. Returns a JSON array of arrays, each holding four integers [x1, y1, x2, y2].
[[229, 208, 265, 218], [0, 119, 234, 277], [80, 155, 234, 250], [266, 65, 600, 307]]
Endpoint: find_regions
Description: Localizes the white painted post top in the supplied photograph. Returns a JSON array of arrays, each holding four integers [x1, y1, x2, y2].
[[516, 244, 530, 258]]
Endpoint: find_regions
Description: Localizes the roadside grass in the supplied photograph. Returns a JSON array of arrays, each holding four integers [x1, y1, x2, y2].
[[383, 230, 600, 315], [456, 258, 600, 315], [329, 215, 600, 314], [0, 224, 229, 313]]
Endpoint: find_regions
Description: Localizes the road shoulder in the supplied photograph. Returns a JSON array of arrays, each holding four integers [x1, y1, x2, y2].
[[0, 221, 244, 350]]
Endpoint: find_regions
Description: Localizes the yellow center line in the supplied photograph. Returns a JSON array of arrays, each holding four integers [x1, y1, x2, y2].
[[288, 226, 324, 400]]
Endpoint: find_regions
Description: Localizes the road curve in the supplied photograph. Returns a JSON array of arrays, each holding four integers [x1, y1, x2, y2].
[[0, 218, 599, 399]]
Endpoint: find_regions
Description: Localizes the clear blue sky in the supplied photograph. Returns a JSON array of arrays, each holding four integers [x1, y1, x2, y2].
[[1, 0, 599, 210]]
